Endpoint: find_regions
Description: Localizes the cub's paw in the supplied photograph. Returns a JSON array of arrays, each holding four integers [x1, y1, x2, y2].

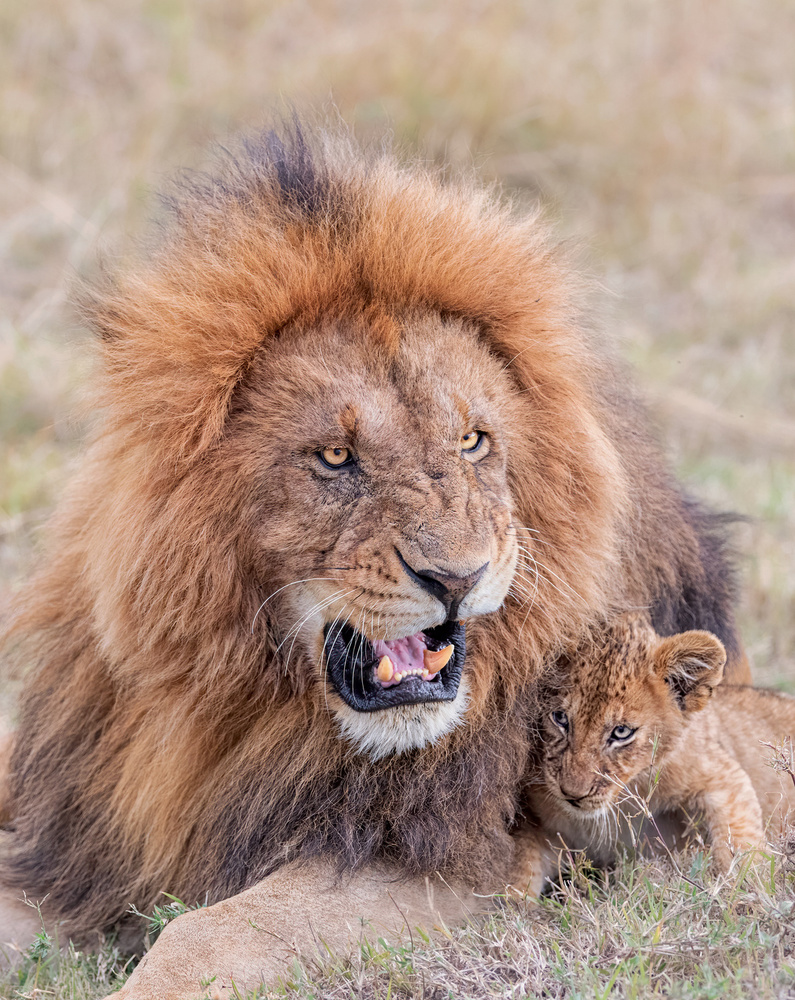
[[711, 838, 769, 877]]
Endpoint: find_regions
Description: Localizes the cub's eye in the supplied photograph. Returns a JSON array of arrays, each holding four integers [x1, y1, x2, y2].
[[460, 430, 488, 458], [318, 446, 353, 469], [551, 710, 569, 731], [610, 725, 636, 743]]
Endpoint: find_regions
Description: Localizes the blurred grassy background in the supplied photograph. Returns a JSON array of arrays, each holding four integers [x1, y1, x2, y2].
[[1, 0, 793, 701]]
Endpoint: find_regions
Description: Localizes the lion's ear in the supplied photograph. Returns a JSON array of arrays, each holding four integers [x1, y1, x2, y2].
[[654, 631, 727, 714]]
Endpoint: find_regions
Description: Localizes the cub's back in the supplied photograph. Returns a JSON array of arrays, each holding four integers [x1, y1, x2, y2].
[[710, 685, 795, 830]]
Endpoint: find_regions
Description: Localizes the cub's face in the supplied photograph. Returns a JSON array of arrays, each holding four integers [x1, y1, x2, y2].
[[539, 672, 678, 817], [537, 618, 726, 817], [231, 313, 523, 757]]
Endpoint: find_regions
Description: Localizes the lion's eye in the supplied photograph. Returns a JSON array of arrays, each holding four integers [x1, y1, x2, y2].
[[610, 725, 636, 743], [318, 446, 353, 469], [460, 430, 488, 457], [551, 710, 569, 731]]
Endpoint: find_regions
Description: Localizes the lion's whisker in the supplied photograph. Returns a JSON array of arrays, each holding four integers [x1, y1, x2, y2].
[[319, 595, 359, 670], [512, 551, 541, 624], [508, 575, 537, 600], [508, 583, 538, 613], [512, 531, 552, 548], [277, 589, 357, 674], [517, 594, 541, 635], [251, 576, 344, 632], [485, 345, 538, 390], [341, 604, 362, 693], [276, 588, 351, 654], [513, 542, 588, 609], [533, 561, 588, 607], [355, 604, 368, 697], [515, 543, 585, 601], [507, 523, 554, 549], [508, 557, 543, 632], [514, 544, 541, 577], [319, 600, 354, 716], [507, 523, 543, 537]]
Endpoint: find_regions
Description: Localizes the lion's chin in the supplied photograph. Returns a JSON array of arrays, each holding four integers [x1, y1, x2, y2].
[[332, 675, 470, 759]]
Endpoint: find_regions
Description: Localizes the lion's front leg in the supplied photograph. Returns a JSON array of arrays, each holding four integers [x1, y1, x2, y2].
[[106, 858, 491, 1000]]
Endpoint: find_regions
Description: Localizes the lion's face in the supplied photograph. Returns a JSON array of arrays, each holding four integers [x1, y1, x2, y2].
[[232, 312, 521, 756]]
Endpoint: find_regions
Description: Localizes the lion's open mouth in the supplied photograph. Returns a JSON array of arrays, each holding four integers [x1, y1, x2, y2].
[[323, 620, 465, 712]]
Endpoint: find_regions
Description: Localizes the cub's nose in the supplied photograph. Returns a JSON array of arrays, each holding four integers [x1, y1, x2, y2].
[[557, 777, 597, 806], [396, 549, 488, 619], [558, 789, 588, 808]]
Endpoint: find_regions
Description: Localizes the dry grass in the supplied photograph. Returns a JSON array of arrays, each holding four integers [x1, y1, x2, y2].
[[276, 850, 795, 1000], [1, 0, 794, 996]]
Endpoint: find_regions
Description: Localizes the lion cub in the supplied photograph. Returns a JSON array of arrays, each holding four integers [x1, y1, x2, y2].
[[516, 614, 795, 890]]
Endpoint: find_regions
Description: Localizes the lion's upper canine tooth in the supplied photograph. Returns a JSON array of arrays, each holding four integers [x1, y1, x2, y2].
[[377, 655, 395, 682], [423, 644, 454, 674]]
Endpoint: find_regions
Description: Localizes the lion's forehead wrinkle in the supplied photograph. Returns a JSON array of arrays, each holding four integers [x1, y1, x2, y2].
[[241, 320, 518, 495]]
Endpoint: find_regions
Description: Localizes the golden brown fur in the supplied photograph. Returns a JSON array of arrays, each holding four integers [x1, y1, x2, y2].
[[519, 615, 793, 890], [1, 120, 747, 949]]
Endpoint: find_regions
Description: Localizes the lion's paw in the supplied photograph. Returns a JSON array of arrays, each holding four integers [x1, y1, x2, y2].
[[102, 905, 284, 1000]]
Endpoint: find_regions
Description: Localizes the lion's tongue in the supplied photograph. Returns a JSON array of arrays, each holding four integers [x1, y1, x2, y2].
[[372, 633, 428, 686]]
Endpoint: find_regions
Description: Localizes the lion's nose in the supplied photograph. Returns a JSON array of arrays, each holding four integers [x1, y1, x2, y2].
[[396, 549, 489, 619]]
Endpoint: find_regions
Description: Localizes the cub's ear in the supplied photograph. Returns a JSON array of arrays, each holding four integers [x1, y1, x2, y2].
[[654, 631, 727, 714]]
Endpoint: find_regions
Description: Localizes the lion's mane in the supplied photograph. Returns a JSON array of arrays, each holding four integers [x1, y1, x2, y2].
[[1, 121, 740, 934]]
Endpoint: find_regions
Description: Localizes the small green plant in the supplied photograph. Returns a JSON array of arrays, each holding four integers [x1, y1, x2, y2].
[[26, 926, 53, 962], [128, 892, 208, 941]]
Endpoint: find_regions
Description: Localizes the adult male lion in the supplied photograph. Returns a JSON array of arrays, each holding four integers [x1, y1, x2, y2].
[[0, 122, 747, 996]]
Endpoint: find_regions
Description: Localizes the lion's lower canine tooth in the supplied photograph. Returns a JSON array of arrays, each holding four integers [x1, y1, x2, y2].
[[423, 644, 454, 673], [377, 656, 394, 682]]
